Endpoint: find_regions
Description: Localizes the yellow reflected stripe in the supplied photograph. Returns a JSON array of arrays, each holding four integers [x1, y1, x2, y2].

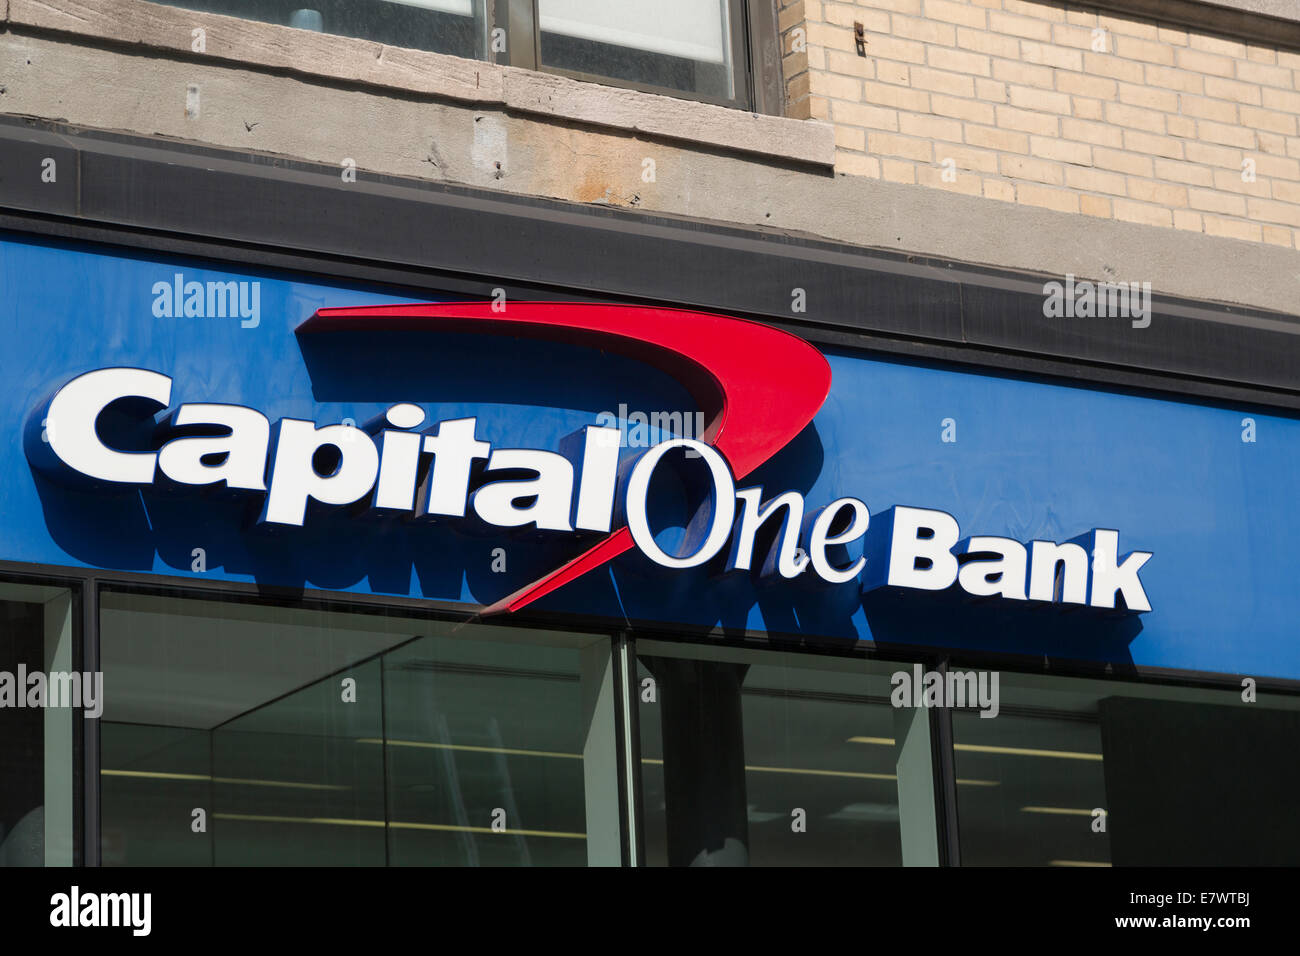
[[212, 812, 585, 839], [848, 737, 1102, 761], [747, 765, 896, 782], [357, 738, 581, 760], [1023, 806, 1105, 816], [109, 748, 1006, 796], [954, 743, 1102, 761], [102, 769, 346, 791], [1050, 860, 1112, 867], [641, 758, 996, 787], [389, 821, 585, 839], [102, 769, 207, 782]]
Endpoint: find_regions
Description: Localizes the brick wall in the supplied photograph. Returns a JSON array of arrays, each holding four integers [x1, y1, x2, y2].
[[780, 0, 1300, 247]]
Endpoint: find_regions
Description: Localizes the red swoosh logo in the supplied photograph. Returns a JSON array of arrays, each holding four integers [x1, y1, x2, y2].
[[298, 302, 832, 613]]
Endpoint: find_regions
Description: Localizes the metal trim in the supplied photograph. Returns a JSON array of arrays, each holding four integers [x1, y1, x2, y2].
[[929, 658, 962, 867], [81, 577, 100, 867], [746, 0, 785, 116]]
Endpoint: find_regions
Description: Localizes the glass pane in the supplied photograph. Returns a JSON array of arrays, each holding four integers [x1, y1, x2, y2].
[[954, 700, 1110, 867], [539, 0, 735, 100], [99, 590, 610, 866], [383, 635, 589, 866], [0, 582, 78, 867], [637, 643, 928, 866], [157, 0, 487, 59], [954, 672, 1300, 866], [212, 657, 387, 865]]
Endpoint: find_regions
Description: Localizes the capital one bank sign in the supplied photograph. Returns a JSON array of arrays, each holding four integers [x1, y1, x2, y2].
[[24, 302, 1152, 615]]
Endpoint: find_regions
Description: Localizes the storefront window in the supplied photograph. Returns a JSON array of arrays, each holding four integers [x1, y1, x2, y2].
[[0, 580, 79, 867], [98, 590, 615, 866], [953, 672, 1300, 866], [636, 642, 939, 866]]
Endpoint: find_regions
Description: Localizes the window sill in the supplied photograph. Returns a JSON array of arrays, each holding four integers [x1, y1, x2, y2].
[[1089, 0, 1300, 47], [1185, 0, 1300, 25], [7, 0, 835, 168]]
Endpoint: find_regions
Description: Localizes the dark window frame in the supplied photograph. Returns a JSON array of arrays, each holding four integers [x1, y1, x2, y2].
[[0, 569, 86, 867]]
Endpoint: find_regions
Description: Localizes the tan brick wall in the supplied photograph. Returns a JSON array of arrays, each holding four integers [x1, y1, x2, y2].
[[780, 0, 1300, 247]]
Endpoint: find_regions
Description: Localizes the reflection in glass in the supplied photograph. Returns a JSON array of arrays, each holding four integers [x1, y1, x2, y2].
[[99, 591, 604, 866], [954, 705, 1109, 867], [953, 672, 1300, 866], [382, 635, 588, 866], [637, 645, 915, 866]]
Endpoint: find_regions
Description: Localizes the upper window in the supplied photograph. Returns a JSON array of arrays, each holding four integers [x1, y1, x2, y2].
[[535, 0, 742, 103], [163, 0, 489, 59], [160, 0, 766, 108]]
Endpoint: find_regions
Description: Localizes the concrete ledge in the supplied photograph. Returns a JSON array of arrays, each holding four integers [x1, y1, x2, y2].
[[7, 0, 501, 102], [1195, 0, 1300, 24], [500, 68, 827, 166], [1091, 0, 1300, 47], [5, 0, 835, 167]]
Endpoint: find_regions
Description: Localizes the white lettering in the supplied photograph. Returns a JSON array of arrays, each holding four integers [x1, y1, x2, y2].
[[625, 440, 735, 569], [262, 419, 379, 526], [158, 404, 270, 490], [42, 368, 172, 484]]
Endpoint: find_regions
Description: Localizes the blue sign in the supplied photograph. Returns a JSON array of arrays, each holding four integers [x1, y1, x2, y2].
[[1, 232, 1296, 680]]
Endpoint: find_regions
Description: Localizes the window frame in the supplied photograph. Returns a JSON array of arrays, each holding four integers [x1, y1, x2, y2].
[[493, 0, 777, 112], [93, 582, 617, 867], [0, 569, 86, 867], [17, 550, 1295, 868]]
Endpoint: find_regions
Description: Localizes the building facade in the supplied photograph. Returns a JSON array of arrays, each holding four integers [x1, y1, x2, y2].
[[0, 0, 1297, 867]]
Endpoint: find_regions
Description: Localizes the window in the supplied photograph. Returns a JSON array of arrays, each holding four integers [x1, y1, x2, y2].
[[158, 0, 776, 109], [162, 0, 490, 59], [97, 590, 619, 866], [533, 0, 745, 103], [15, 565, 1300, 867], [635, 642, 941, 866], [953, 671, 1300, 866]]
